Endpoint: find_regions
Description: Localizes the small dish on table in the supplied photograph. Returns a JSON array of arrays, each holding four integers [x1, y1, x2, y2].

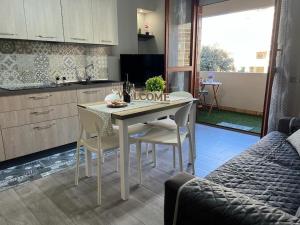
[[106, 100, 128, 108]]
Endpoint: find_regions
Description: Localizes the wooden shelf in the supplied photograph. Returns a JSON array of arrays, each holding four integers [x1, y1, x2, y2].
[[138, 34, 155, 41]]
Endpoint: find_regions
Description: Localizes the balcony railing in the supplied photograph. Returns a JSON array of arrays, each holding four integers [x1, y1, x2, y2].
[[200, 71, 267, 115], [197, 71, 266, 134]]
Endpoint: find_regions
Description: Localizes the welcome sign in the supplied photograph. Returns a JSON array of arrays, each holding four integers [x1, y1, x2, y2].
[[117, 91, 170, 102]]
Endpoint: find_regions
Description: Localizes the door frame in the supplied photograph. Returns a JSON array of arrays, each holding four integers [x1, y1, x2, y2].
[[261, 0, 282, 136], [164, 0, 201, 96]]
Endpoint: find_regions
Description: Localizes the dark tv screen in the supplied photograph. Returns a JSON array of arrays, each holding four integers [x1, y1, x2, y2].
[[120, 54, 164, 87]]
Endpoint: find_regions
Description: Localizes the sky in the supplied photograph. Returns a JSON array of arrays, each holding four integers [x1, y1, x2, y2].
[[201, 7, 275, 72]]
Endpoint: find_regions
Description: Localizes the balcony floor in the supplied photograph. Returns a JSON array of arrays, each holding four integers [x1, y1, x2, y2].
[[197, 109, 263, 134]]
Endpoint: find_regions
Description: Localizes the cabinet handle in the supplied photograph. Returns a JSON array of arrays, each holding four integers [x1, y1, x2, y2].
[[83, 90, 98, 94], [28, 94, 52, 100], [101, 40, 112, 43], [71, 37, 87, 41], [30, 109, 54, 115], [36, 35, 56, 39], [0, 32, 16, 36], [33, 123, 55, 130]]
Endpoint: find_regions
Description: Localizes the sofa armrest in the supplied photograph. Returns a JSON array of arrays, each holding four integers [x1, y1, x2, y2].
[[173, 178, 300, 225], [278, 117, 293, 134], [164, 173, 195, 225], [278, 117, 300, 134]]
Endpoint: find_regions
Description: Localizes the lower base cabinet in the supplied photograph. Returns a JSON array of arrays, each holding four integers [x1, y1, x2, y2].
[[0, 131, 5, 161], [2, 116, 79, 160]]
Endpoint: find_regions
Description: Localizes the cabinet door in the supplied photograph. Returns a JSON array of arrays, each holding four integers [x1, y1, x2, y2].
[[24, 0, 64, 42], [77, 87, 106, 104], [0, 0, 27, 40], [92, 0, 118, 45], [0, 90, 77, 113], [61, 0, 93, 43], [0, 103, 78, 129], [2, 116, 79, 160]]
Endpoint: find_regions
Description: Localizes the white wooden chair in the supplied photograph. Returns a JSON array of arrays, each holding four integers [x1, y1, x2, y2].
[[75, 107, 144, 205], [149, 91, 193, 129], [133, 102, 195, 184], [145, 91, 194, 164]]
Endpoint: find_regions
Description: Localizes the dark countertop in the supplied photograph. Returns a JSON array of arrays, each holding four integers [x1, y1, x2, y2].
[[0, 81, 122, 97]]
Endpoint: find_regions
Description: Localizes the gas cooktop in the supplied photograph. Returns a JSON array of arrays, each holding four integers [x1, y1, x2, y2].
[[0, 83, 57, 91]]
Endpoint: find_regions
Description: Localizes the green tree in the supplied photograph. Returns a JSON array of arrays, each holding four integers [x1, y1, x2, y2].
[[200, 45, 235, 72]]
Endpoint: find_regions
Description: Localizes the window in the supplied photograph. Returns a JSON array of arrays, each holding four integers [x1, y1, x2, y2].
[[200, 7, 274, 73]]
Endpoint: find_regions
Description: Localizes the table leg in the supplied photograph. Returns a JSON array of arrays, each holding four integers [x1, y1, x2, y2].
[[118, 120, 130, 200], [189, 103, 197, 164], [85, 149, 92, 177], [199, 84, 207, 109], [213, 85, 220, 109], [209, 85, 220, 114]]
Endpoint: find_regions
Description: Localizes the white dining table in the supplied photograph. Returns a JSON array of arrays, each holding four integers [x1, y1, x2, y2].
[[78, 98, 197, 200]]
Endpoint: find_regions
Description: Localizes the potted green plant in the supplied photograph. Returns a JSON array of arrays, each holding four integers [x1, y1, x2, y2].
[[145, 76, 166, 93]]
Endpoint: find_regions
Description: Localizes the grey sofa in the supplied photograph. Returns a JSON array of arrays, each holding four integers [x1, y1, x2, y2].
[[165, 117, 300, 225]]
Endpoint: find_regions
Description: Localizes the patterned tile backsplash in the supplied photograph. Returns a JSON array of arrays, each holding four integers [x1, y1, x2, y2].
[[0, 39, 111, 85]]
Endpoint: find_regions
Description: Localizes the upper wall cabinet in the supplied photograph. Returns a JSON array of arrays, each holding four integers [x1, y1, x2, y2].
[[0, 0, 27, 40], [92, 0, 118, 45], [24, 0, 64, 42], [61, 0, 94, 43]]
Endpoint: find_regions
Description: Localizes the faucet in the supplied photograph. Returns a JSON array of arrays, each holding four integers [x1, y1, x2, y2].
[[84, 64, 94, 82]]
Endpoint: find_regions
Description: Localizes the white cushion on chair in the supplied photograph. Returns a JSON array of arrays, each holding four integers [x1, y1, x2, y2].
[[287, 129, 300, 155], [147, 118, 177, 131], [113, 123, 152, 136], [81, 132, 120, 152], [134, 127, 188, 145]]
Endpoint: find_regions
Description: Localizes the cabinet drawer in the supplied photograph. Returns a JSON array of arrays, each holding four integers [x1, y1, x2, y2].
[[77, 87, 106, 104], [0, 103, 78, 129], [0, 131, 5, 162], [0, 90, 77, 112], [2, 116, 79, 160]]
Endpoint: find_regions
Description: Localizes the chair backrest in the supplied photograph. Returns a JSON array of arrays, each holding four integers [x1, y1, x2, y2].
[[78, 106, 104, 137], [170, 91, 193, 99], [174, 101, 193, 127]]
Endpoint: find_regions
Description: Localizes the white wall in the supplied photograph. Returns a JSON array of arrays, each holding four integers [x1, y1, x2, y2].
[[138, 1, 165, 54], [201, 71, 267, 113], [110, 0, 165, 80], [112, 0, 164, 57]]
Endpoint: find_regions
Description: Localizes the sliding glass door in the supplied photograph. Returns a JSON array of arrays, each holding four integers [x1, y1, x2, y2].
[[165, 0, 200, 94]]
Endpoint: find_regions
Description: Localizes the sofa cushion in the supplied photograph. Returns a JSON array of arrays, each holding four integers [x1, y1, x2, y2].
[[174, 178, 300, 225], [287, 129, 300, 156], [206, 131, 300, 215]]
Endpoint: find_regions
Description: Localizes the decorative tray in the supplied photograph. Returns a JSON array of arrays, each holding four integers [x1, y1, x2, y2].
[[107, 102, 128, 108]]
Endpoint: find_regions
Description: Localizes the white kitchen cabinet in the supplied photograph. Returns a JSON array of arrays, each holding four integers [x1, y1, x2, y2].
[[92, 0, 118, 45], [2, 116, 79, 160], [77, 87, 106, 104], [24, 0, 64, 42], [0, 0, 27, 40], [61, 0, 94, 43]]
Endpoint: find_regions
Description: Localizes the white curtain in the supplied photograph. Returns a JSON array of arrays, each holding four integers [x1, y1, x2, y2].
[[268, 0, 300, 132]]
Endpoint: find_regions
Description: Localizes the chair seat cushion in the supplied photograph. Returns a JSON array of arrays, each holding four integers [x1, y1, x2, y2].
[[134, 127, 188, 145], [81, 133, 120, 152], [147, 118, 177, 131], [113, 123, 152, 136]]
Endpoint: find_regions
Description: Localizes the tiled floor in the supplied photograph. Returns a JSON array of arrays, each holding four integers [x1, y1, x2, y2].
[[0, 124, 259, 191], [0, 124, 260, 225], [194, 124, 259, 177]]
